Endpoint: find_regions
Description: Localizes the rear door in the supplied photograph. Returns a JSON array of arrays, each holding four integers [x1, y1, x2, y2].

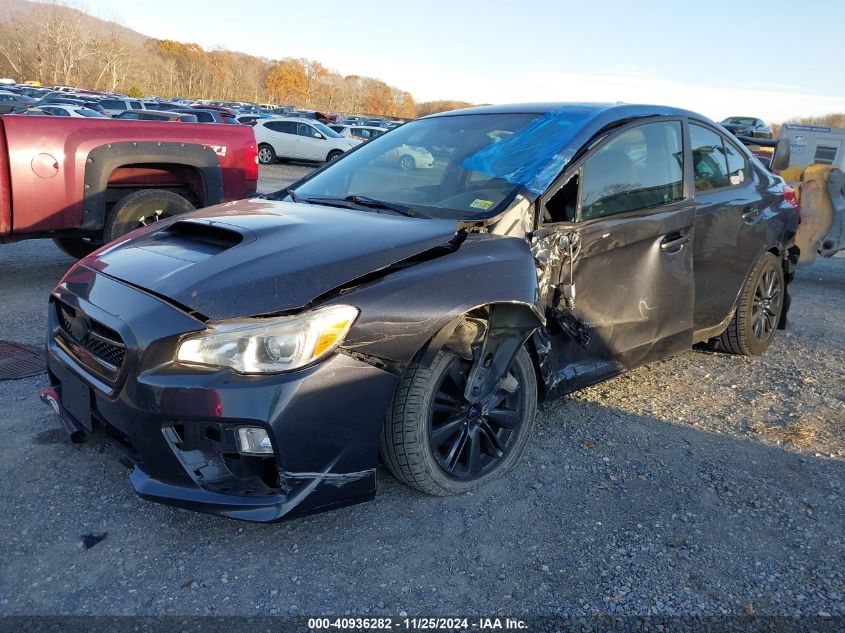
[[263, 121, 296, 157], [534, 119, 695, 390], [688, 121, 765, 333]]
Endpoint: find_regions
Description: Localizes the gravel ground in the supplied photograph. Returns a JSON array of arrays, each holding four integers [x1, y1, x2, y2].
[[0, 165, 843, 620]]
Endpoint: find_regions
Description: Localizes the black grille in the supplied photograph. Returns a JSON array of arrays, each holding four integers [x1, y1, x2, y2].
[[56, 301, 126, 371]]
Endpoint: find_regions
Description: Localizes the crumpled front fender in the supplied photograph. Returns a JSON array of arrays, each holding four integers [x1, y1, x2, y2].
[[333, 234, 543, 366]]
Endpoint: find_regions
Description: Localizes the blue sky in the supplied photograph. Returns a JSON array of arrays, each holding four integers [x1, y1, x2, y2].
[[79, 0, 844, 121]]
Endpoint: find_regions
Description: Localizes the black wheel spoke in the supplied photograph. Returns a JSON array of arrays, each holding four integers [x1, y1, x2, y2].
[[445, 427, 469, 472], [466, 429, 482, 475], [433, 393, 462, 412], [486, 407, 520, 429], [431, 415, 465, 448], [479, 421, 505, 458]]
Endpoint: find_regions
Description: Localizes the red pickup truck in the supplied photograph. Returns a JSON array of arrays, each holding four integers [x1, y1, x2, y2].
[[0, 115, 258, 257]]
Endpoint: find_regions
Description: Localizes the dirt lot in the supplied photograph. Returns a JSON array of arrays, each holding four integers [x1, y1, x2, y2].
[[0, 164, 843, 619]]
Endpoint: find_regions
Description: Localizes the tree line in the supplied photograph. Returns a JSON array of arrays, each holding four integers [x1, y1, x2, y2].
[[0, 0, 473, 118]]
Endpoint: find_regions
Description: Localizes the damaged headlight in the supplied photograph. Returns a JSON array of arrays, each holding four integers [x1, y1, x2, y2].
[[176, 305, 359, 373]]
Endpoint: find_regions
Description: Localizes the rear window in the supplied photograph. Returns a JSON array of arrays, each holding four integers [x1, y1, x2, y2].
[[690, 124, 730, 191], [265, 121, 297, 134]]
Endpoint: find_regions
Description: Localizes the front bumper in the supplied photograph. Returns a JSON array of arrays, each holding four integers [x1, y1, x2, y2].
[[43, 266, 400, 522]]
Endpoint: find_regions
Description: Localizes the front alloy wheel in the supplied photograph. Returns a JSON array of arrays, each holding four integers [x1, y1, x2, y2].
[[381, 347, 537, 495]]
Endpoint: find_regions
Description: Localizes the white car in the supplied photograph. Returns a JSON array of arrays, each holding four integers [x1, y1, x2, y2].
[[328, 124, 388, 143], [22, 105, 108, 118], [385, 144, 435, 170], [254, 117, 359, 164]]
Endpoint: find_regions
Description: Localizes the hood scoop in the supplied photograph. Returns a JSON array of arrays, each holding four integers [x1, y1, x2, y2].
[[134, 220, 247, 263]]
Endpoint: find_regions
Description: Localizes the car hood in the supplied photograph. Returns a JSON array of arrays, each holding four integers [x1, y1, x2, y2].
[[81, 199, 460, 320]]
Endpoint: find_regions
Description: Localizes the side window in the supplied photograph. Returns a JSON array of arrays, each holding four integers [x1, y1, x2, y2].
[[298, 123, 318, 137], [100, 99, 122, 109], [690, 124, 729, 191], [130, 101, 142, 109], [580, 121, 684, 220], [723, 140, 747, 186]]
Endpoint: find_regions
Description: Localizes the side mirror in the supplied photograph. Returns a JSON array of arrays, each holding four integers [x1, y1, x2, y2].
[[772, 137, 791, 171], [313, 132, 324, 139]]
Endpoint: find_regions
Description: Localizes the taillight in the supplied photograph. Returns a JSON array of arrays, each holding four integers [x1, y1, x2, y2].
[[782, 184, 800, 215], [244, 140, 259, 181]]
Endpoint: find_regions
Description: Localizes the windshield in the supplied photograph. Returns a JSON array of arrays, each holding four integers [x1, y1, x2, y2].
[[288, 110, 589, 220], [723, 117, 756, 126], [313, 122, 342, 138]]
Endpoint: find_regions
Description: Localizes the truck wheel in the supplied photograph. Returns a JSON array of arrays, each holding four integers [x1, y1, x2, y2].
[[258, 144, 276, 164], [105, 189, 195, 242], [381, 347, 537, 496], [52, 237, 100, 259], [717, 252, 784, 356]]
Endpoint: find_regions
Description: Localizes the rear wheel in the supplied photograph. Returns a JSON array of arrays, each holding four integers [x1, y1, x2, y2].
[[717, 252, 784, 355], [381, 346, 537, 495], [52, 237, 99, 259], [258, 143, 276, 164], [105, 189, 195, 242]]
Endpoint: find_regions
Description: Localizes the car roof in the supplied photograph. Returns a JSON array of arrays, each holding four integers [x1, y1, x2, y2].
[[428, 102, 701, 119]]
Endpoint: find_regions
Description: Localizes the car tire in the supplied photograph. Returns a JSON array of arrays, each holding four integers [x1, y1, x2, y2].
[[52, 237, 99, 259], [399, 155, 416, 170], [104, 189, 195, 242], [258, 144, 276, 164], [326, 149, 343, 163], [381, 346, 537, 496], [717, 252, 784, 356]]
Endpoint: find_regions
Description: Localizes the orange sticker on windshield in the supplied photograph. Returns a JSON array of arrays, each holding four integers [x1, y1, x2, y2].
[[470, 199, 494, 210]]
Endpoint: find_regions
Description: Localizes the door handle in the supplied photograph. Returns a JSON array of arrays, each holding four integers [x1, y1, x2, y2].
[[660, 233, 690, 252], [742, 206, 761, 222]]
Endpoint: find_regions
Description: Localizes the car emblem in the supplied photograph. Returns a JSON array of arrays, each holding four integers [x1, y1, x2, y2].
[[69, 315, 90, 341]]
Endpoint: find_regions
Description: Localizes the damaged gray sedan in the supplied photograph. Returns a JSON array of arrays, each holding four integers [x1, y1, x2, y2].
[[43, 103, 800, 521]]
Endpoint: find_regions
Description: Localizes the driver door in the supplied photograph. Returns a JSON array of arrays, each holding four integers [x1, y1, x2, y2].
[[295, 122, 323, 160], [534, 118, 696, 393]]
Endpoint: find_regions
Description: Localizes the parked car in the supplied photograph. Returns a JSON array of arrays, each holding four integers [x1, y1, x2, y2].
[[170, 108, 238, 124], [0, 90, 36, 113], [39, 103, 799, 522], [39, 97, 109, 116], [98, 97, 146, 116], [115, 110, 199, 122], [720, 116, 772, 139], [383, 143, 435, 169], [365, 118, 389, 128], [189, 103, 236, 116], [328, 124, 388, 142], [290, 110, 332, 123], [21, 105, 108, 118], [0, 114, 258, 257], [254, 118, 359, 164], [237, 113, 274, 126]]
